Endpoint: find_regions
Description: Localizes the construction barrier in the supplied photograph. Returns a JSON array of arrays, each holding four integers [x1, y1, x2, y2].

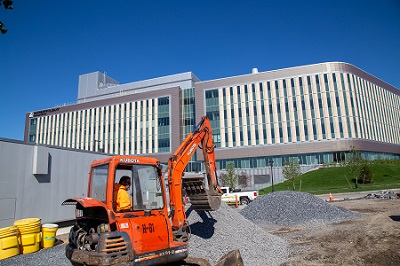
[[0, 226, 20, 260], [13, 218, 41, 254], [41, 224, 58, 248]]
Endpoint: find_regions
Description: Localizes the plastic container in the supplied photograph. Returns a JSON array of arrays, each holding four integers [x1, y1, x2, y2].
[[13, 218, 41, 254], [0, 226, 20, 260], [19, 233, 41, 254], [41, 224, 59, 248]]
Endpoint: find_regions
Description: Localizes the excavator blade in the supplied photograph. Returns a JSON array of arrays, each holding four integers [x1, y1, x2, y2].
[[181, 257, 212, 266], [182, 176, 221, 211], [213, 249, 244, 266]]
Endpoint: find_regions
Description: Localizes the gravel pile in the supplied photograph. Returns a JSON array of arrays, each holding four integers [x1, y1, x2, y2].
[[239, 191, 362, 227], [187, 202, 288, 266]]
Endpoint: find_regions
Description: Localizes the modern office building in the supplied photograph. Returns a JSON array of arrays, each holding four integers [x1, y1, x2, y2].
[[25, 62, 400, 181]]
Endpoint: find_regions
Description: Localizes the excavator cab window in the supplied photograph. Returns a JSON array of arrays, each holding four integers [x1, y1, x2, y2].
[[114, 164, 164, 212], [89, 164, 109, 203]]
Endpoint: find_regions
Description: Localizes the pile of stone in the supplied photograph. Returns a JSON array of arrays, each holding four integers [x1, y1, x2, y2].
[[187, 203, 288, 266], [239, 191, 361, 227]]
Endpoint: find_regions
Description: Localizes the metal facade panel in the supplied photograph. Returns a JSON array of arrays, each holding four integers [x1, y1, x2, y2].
[[78, 72, 99, 100], [77, 71, 196, 103], [0, 139, 109, 228]]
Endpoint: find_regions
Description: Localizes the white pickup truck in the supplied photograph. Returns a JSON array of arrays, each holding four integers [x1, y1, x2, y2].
[[220, 187, 258, 205]]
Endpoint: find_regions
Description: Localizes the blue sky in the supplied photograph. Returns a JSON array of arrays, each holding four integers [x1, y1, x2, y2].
[[1, 0, 399, 140]]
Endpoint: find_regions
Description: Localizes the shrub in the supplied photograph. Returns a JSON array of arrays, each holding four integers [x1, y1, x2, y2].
[[359, 164, 373, 184]]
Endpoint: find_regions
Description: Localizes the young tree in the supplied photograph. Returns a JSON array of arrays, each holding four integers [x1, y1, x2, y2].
[[221, 162, 238, 189], [282, 158, 301, 191], [347, 146, 364, 188]]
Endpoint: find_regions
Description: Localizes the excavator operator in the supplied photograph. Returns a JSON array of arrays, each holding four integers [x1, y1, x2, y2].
[[115, 176, 132, 211]]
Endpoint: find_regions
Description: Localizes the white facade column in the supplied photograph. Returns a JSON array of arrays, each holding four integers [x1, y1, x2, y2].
[[131, 102, 136, 154], [232, 86, 240, 147], [109, 105, 115, 154], [99, 106, 105, 152], [271, 81, 280, 143], [142, 100, 147, 154], [225, 87, 233, 147], [287, 79, 297, 143], [218, 88, 226, 148], [321, 75, 332, 140], [255, 83, 264, 145], [104, 106, 110, 153], [136, 101, 141, 154], [240, 85, 249, 146], [153, 101, 158, 153], [38, 116, 44, 144], [248, 85, 256, 145], [263, 82, 272, 144]]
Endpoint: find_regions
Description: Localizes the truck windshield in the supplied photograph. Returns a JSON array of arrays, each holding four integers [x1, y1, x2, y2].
[[115, 164, 164, 211]]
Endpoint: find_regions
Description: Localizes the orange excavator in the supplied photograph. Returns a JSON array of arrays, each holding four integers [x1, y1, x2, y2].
[[62, 116, 243, 266]]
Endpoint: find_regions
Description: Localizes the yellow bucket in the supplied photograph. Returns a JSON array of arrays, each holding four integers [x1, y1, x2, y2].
[[0, 226, 20, 260], [14, 218, 41, 254], [41, 224, 58, 248]]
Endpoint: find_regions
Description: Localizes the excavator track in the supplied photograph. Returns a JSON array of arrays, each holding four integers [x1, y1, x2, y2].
[[182, 177, 221, 211]]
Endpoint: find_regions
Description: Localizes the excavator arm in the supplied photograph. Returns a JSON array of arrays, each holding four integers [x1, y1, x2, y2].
[[167, 116, 222, 232]]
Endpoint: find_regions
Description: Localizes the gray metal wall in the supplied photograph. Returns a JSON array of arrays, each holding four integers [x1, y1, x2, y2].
[[0, 138, 108, 228]]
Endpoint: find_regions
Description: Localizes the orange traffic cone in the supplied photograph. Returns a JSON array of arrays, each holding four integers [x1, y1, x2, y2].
[[235, 195, 239, 207], [329, 193, 333, 202]]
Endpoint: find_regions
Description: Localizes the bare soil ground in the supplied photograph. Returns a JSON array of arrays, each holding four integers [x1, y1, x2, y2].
[[263, 199, 400, 266]]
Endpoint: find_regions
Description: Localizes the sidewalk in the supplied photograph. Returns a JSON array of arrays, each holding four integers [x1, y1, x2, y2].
[[56, 226, 72, 236], [55, 225, 72, 243]]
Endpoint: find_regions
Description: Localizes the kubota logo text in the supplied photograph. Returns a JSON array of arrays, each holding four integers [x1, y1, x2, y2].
[[187, 144, 197, 156], [120, 158, 140, 163]]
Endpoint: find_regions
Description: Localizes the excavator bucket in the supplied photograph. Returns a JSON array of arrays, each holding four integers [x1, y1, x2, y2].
[[182, 175, 221, 211], [182, 250, 244, 266]]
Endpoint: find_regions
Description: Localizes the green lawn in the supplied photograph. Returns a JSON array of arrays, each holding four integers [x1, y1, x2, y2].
[[259, 163, 400, 195]]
